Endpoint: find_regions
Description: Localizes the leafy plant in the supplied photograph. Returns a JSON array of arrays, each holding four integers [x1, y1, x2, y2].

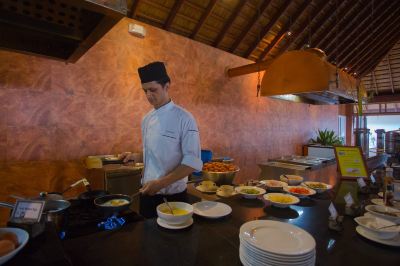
[[310, 129, 343, 146]]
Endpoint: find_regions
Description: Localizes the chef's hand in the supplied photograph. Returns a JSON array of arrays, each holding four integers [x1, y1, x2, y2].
[[140, 179, 164, 196], [118, 152, 135, 163]]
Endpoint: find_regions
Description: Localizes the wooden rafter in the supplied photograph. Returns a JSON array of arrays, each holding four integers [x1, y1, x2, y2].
[[244, 0, 292, 58], [229, 0, 272, 53], [270, 0, 329, 59], [164, 0, 185, 30], [387, 54, 395, 94], [190, 0, 218, 39], [337, 0, 394, 66], [259, 0, 311, 60], [324, 1, 374, 57], [372, 71, 379, 95], [359, 33, 400, 76], [313, 1, 359, 49], [129, 0, 141, 18], [293, 1, 340, 50], [213, 0, 246, 47], [349, 8, 400, 73]]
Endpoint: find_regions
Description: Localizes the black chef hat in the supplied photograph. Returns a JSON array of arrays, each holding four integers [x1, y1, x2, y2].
[[138, 61, 170, 84]]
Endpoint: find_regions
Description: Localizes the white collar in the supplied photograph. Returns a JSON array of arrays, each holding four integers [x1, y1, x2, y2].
[[154, 100, 174, 113]]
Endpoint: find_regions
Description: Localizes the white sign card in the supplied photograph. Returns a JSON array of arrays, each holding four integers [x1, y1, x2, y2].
[[344, 192, 354, 206], [357, 177, 367, 188], [329, 202, 338, 219], [370, 174, 376, 184], [11, 200, 45, 223]]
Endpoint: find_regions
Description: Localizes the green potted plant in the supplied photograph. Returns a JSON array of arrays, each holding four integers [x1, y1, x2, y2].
[[307, 129, 343, 159]]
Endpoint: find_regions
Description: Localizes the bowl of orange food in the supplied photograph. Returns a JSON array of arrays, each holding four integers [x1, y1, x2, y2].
[[284, 186, 316, 198], [202, 162, 239, 185]]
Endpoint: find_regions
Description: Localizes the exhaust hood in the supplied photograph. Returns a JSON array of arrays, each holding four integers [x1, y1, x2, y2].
[[260, 49, 366, 105], [0, 0, 127, 62]]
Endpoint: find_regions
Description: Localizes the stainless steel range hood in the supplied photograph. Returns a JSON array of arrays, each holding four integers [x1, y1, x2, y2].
[[260, 49, 366, 105], [0, 0, 127, 62]]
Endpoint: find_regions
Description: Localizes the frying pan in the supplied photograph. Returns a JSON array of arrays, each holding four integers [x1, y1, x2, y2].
[[94, 194, 133, 216], [78, 190, 108, 207]]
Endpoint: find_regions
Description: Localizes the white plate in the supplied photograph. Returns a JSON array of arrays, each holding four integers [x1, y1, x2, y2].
[[195, 184, 219, 193], [365, 205, 400, 223], [356, 226, 400, 247], [354, 216, 399, 239], [260, 180, 288, 191], [216, 189, 237, 197], [0, 227, 29, 265], [235, 186, 266, 199], [156, 217, 193, 229], [371, 198, 384, 206], [192, 201, 232, 219], [240, 220, 316, 256]]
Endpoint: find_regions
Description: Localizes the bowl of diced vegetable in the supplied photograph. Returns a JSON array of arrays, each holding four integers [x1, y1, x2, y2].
[[302, 181, 332, 193], [235, 186, 266, 199], [202, 162, 239, 185]]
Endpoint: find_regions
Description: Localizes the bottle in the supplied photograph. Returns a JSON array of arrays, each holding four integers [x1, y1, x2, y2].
[[384, 167, 394, 206]]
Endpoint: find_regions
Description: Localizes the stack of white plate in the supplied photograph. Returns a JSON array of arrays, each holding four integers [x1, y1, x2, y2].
[[239, 220, 316, 266]]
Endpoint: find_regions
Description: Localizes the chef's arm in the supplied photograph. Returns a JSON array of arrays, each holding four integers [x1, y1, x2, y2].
[[140, 164, 195, 195]]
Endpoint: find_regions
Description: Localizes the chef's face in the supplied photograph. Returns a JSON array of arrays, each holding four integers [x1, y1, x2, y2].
[[142, 81, 170, 109]]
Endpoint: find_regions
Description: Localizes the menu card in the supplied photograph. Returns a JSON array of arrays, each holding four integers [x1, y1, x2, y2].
[[344, 192, 354, 206], [10, 200, 45, 223], [357, 177, 367, 188], [329, 202, 338, 219], [334, 146, 368, 178]]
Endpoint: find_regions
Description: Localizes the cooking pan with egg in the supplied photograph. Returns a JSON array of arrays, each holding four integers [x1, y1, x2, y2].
[[94, 194, 137, 216]]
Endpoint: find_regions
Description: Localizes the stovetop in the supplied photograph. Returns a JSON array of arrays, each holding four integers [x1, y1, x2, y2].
[[63, 199, 144, 239]]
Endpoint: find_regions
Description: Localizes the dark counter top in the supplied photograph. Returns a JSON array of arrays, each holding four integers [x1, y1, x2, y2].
[[5, 192, 400, 266]]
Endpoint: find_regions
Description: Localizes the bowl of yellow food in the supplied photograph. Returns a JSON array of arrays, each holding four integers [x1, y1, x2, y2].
[[263, 193, 300, 208], [235, 186, 266, 199], [157, 202, 193, 225]]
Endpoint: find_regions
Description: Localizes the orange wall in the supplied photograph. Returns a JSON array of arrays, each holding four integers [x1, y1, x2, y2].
[[0, 18, 338, 222]]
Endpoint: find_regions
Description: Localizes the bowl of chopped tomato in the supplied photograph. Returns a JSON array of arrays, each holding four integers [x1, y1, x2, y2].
[[202, 162, 239, 185], [284, 186, 316, 198]]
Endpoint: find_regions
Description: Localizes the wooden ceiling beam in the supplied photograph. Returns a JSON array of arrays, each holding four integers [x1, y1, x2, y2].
[[229, 0, 272, 53], [190, 0, 218, 38], [259, 0, 311, 60], [289, 1, 336, 50], [129, 0, 141, 18], [387, 54, 395, 94], [324, 1, 375, 57], [359, 33, 400, 77], [331, 0, 394, 64], [313, 1, 360, 49], [164, 0, 185, 30], [349, 10, 400, 73], [268, 0, 330, 59], [369, 94, 400, 104], [243, 0, 292, 58], [213, 0, 247, 47]]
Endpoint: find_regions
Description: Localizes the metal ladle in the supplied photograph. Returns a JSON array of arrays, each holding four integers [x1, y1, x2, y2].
[[163, 197, 174, 215]]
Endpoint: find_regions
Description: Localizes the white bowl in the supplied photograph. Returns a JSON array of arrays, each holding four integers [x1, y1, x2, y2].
[[0, 227, 29, 265], [284, 186, 316, 198], [260, 180, 288, 191], [365, 205, 400, 223], [302, 181, 332, 193], [235, 186, 266, 199], [263, 193, 300, 208], [354, 216, 399, 239], [280, 175, 304, 185], [156, 202, 193, 225]]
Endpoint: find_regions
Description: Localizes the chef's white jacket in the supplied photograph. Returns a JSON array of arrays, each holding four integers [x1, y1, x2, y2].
[[141, 101, 203, 195]]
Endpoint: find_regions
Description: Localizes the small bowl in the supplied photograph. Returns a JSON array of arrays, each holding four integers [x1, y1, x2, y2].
[[263, 193, 299, 208], [0, 228, 29, 265], [260, 180, 288, 191], [235, 186, 266, 199], [302, 181, 332, 193], [354, 216, 399, 239], [157, 202, 193, 225], [280, 175, 304, 186]]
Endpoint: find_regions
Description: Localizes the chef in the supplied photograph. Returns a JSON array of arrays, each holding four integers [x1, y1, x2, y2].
[[121, 61, 202, 218]]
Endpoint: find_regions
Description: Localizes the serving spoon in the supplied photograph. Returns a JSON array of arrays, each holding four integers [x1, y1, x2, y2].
[[163, 197, 175, 215]]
